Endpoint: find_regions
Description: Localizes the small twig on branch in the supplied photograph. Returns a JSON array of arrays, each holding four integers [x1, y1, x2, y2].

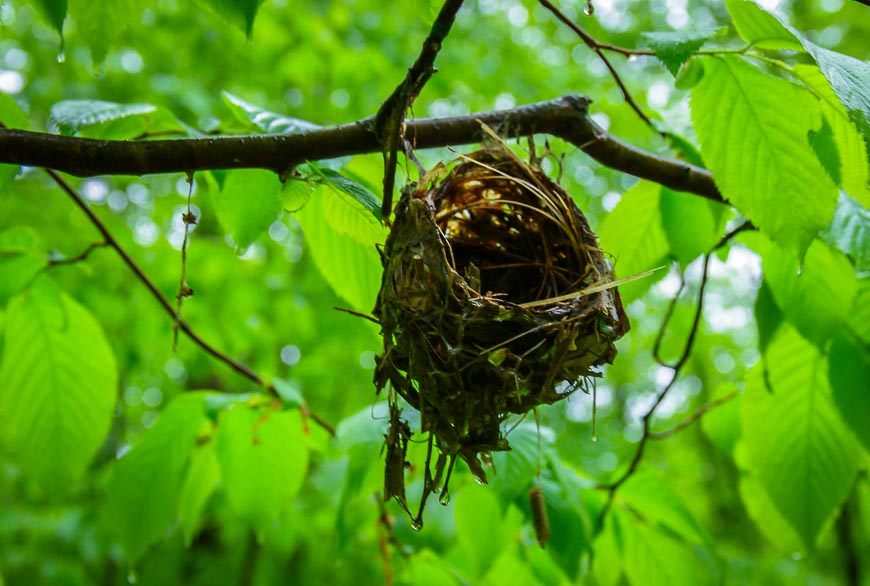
[[374, 0, 465, 219], [596, 254, 711, 526], [648, 389, 739, 440], [0, 96, 723, 204], [42, 168, 336, 436], [538, 0, 657, 131], [46, 241, 109, 266]]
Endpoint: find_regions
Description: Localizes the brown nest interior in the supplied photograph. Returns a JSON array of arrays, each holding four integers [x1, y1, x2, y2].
[[373, 147, 629, 524]]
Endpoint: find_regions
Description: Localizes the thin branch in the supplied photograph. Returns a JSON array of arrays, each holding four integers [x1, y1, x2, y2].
[[42, 168, 336, 436], [0, 96, 723, 204], [648, 389, 739, 440], [597, 254, 711, 526], [374, 0, 465, 218], [46, 241, 109, 266], [538, 0, 656, 131]]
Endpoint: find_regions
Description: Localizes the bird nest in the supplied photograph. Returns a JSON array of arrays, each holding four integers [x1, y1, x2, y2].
[[373, 146, 629, 524]]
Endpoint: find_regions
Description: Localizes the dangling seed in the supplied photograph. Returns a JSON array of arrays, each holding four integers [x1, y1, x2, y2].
[[529, 487, 551, 548]]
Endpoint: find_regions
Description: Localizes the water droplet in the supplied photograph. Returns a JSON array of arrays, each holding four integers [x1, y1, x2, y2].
[[56, 51, 66, 64], [591, 433, 599, 443], [584, 1, 595, 15], [439, 491, 451, 505], [410, 518, 423, 531], [627, 55, 638, 62], [127, 569, 138, 584]]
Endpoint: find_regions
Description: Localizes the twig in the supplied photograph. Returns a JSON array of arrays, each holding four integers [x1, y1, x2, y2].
[[596, 254, 711, 526], [173, 173, 196, 352], [0, 96, 724, 204], [46, 241, 108, 266], [538, 0, 657, 131], [651, 268, 685, 368], [43, 168, 336, 436], [648, 389, 739, 440], [374, 0, 465, 219]]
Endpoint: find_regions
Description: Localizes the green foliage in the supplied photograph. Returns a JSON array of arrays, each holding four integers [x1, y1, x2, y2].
[[598, 181, 669, 302], [641, 27, 723, 76], [0, 276, 117, 494], [216, 404, 310, 536], [829, 329, 870, 454], [209, 169, 283, 249], [222, 91, 320, 134], [691, 55, 837, 258], [102, 393, 210, 562], [197, 0, 266, 38], [741, 327, 861, 549]]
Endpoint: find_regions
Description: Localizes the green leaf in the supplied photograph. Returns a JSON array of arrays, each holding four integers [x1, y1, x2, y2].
[[725, 0, 801, 50], [309, 165, 383, 223], [807, 116, 841, 187], [829, 329, 870, 455], [760, 237, 856, 348], [279, 179, 314, 213], [620, 467, 709, 546], [196, 0, 266, 37], [216, 405, 309, 535], [738, 472, 804, 552], [0, 93, 29, 130], [48, 100, 156, 136], [538, 465, 592, 579], [823, 193, 870, 271], [222, 91, 319, 134], [103, 393, 209, 561], [454, 484, 503, 578], [598, 181, 669, 303], [847, 278, 870, 345], [641, 28, 723, 76], [272, 378, 304, 409], [700, 384, 742, 455], [591, 511, 624, 586], [211, 169, 282, 249], [0, 253, 45, 306], [0, 226, 42, 253], [674, 58, 705, 90], [34, 0, 67, 38], [295, 192, 383, 312], [68, 0, 142, 60], [400, 550, 459, 586], [490, 422, 553, 504], [0, 277, 117, 493], [179, 439, 221, 546], [740, 327, 861, 548], [804, 43, 870, 147], [659, 188, 726, 267], [691, 55, 838, 257], [726, 1, 870, 146], [753, 278, 782, 363], [622, 509, 713, 586], [795, 64, 869, 206]]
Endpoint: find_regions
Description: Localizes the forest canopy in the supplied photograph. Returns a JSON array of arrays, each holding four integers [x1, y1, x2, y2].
[[0, 0, 868, 585]]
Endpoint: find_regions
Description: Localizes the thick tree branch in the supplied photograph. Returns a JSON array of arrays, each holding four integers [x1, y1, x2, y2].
[[0, 95, 723, 203]]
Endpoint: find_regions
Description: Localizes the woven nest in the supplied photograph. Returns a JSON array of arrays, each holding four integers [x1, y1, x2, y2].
[[373, 147, 629, 521]]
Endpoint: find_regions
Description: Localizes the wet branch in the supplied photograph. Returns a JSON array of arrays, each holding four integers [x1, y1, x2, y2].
[[538, 0, 657, 130], [0, 95, 723, 204]]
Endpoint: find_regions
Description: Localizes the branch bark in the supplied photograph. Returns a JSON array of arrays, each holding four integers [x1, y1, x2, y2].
[[0, 95, 723, 204]]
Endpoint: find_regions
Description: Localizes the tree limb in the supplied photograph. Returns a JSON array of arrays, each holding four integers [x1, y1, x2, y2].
[[0, 95, 723, 204]]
